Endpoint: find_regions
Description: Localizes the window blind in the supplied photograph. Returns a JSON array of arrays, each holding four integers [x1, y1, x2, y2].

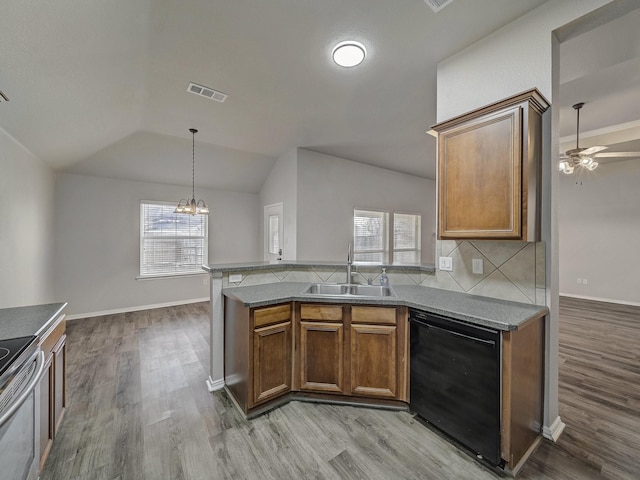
[[353, 209, 389, 262], [140, 201, 208, 277], [393, 213, 421, 264]]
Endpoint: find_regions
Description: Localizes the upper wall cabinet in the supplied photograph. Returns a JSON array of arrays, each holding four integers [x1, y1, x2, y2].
[[431, 89, 549, 241]]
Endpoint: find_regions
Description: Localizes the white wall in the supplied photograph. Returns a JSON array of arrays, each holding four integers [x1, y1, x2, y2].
[[54, 173, 259, 316], [296, 149, 436, 263], [0, 128, 56, 308], [259, 149, 298, 260], [559, 160, 640, 305], [434, 0, 615, 440], [436, 0, 613, 121]]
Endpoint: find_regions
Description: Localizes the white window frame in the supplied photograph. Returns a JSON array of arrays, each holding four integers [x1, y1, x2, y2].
[[139, 200, 209, 278], [353, 208, 421, 264]]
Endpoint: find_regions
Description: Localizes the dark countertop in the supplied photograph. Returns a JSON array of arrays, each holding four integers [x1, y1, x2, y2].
[[222, 282, 548, 331], [0, 302, 68, 341], [203, 260, 436, 274]]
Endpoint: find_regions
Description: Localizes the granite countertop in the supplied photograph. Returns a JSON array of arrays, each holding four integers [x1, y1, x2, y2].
[[0, 302, 68, 341], [222, 282, 548, 331], [203, 260, 436, 274]]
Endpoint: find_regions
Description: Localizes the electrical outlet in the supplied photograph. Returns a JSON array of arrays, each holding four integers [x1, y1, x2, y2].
[[472, 258, 483, 275], [576, 278, 582, 284], [229, 273, 243, 283], [439, 256, 453, 271], [202, 277, 208, 286], [582, 278, 588, 285]]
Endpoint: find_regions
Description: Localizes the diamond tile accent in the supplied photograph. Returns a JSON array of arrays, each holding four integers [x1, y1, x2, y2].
[[386, 271, 416, 286], [468, 270, 533, 303], [471, 240, 528, 268], [239, 270, 281, 286], [499, 243, 536, 302], [440, 240, 461, 256], [449, 242, 496, 292], [312, 267, 339, 282], [283, 269, 323, 283], [420, 271, 464, 292], [271, 268, 291, 281]]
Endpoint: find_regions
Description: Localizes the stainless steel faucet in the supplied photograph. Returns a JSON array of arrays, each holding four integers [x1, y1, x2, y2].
[[346, 243, 352, 285]]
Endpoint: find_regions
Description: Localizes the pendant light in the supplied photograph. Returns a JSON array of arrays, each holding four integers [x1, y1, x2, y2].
[[174, 128, 209, 215]]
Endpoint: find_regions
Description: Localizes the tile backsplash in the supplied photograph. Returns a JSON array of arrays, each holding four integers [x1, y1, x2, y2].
[[223, 241, 546, 305]]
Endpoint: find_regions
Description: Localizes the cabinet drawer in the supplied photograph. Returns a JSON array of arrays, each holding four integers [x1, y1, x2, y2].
[[351, 306, 396, 325], [254, 305, 291, 328], [300, 304, 343, 322]]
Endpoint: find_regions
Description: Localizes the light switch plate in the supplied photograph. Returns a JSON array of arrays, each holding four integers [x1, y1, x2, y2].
[[229, 273, 243, 283], [439, 256, 453, 271], [472, 258, 483, 275]]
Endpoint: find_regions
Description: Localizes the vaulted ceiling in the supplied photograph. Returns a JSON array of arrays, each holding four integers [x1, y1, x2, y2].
[[1, 1, 638, 192]]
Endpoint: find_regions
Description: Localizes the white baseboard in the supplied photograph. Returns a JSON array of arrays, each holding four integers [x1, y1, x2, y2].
[[206, 376, 225, 392], [543, 416, 565, 442], [65, 297, 210, 320], [559, 293, 640, 308]]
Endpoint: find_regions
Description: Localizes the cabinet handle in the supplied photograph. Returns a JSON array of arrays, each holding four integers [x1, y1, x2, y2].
[[0, 350, 46, 428]]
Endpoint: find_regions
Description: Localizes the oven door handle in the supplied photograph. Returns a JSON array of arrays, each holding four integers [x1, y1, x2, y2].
[[0, 350, 45, 428]]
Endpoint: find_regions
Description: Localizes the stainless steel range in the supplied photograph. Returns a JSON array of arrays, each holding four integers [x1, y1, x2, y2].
[[0, 335, 44, 480]]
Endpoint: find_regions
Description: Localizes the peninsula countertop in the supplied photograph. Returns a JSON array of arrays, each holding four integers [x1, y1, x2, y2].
[[222, 282, 548, 331], [0, 302, 68, 341]]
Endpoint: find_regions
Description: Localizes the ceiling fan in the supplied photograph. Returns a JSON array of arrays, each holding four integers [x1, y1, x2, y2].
[[559, 102, 640, 174]]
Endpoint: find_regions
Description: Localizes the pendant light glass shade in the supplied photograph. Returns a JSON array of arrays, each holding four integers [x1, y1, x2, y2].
[[175, 128, 209, 215]]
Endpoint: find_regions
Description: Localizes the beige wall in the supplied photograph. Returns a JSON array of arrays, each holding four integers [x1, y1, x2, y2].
[[559, 159, 640, 305], [54, 173, 260, 317], [296, 149, 436, 264], [0, 127, 56, 308]]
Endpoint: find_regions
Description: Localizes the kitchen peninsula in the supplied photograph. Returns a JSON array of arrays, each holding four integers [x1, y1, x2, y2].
[[203, 261, 548, 473]]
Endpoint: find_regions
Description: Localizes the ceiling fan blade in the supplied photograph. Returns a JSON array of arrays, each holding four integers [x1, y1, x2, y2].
[[594, 151, 640, 158], [580, 145, 608, 155]]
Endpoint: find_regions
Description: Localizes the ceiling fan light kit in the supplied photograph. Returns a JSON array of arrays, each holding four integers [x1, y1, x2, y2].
[[559, 102, 604, 175], [560, 102, 640, 175]]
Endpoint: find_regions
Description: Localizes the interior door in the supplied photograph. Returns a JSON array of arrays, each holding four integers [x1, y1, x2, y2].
[[264, 202, 284, 261]]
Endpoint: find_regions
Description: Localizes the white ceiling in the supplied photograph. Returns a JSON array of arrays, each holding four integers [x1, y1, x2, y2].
[[1, 1, 638, 191]]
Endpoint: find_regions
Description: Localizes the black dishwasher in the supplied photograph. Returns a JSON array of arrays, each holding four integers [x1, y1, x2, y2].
[[409, 309, 501, 466]]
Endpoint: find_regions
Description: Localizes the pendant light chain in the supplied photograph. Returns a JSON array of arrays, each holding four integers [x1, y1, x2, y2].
[[174, 128, 209, 215], [192, 129, 196, 200]]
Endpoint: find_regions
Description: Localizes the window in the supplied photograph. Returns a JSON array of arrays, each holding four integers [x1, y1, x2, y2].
[[393, 213, 421, 264], [353, 209, 389, 262], [353, 209, 421, 264], [140, 201, 208, 277], [268, 214, 280, 255]]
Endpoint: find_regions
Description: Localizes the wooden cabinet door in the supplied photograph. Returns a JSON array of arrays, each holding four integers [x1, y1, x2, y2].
[[252, 321, 292, 406], [433, 89, 548, 241], [299, 321, 344, 393], [53, 335, 66, 433], [38, 353, 54, 470], [438, 105, 522, 239], [350, 324, 397, 398]]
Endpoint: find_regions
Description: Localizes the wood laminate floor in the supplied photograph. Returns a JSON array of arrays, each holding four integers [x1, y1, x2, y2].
[[41, 298, 640, 480]]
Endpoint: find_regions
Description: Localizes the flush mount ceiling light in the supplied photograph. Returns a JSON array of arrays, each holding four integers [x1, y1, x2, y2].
[[174, 128, 209, 215], [332, 41, 366, 67]]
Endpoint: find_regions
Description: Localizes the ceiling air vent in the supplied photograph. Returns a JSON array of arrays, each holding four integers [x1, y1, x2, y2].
[[424, 0, 454, 13], [187, 82, 228, 103], [0, 90, 9, 103]]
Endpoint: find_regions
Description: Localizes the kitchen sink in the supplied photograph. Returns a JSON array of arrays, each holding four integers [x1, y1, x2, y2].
[[304, 284, 351, 295], [301, 283, 396, 298]]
